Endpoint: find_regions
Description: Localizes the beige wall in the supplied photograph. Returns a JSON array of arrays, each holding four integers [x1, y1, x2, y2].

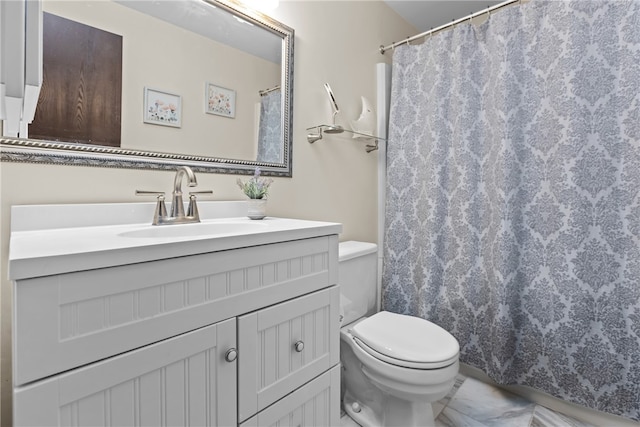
[[0, 1, 414, 423]]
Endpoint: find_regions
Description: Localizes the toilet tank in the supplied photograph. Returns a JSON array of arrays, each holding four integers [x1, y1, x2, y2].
[[339, 241, 378, 325]]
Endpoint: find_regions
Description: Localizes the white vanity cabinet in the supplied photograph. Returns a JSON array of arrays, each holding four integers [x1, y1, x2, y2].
[[10, 212, 342, 427]]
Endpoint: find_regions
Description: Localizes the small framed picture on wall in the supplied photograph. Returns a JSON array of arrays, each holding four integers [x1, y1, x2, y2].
[[205, 82, 236, 118], [143, 87, 182, 128]]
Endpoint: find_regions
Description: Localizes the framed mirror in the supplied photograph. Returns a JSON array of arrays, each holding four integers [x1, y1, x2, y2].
[[0, 0, 294, 176]]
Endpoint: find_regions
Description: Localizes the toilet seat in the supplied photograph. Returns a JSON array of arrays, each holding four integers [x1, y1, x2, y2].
[[351, 311, 459, 369]]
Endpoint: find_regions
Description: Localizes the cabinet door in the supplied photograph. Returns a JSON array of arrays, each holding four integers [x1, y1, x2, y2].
[[240, 365, 341, 427], [238, 286, 340, 422], [14, 319, 236, 427]]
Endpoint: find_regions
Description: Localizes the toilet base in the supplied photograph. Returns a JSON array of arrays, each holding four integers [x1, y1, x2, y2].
[[344, 392, 436, 427], [343, 393, 377, 427]]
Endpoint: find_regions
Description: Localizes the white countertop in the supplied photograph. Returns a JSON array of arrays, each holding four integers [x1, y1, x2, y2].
[[9, 202, 342, 281]]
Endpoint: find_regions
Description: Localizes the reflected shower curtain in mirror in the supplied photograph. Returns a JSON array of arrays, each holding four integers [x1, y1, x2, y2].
[[257, 89, 282, 163], [383, 0, 640, 420]]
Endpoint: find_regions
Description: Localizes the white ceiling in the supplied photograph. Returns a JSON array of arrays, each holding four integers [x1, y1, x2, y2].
[[116, 0, 283, 64], [383, 1, 502, 33]]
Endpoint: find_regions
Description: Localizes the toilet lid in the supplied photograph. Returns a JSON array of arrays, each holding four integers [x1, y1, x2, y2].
[[351, 311, 459, 368]]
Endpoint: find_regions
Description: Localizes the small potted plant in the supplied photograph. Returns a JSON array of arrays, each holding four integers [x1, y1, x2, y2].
[[237, 167, 273, 219]]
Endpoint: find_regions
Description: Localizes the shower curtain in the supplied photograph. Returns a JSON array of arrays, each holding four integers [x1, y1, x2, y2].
[[382, 0, 640, 421], [256, 89, 282, 163]]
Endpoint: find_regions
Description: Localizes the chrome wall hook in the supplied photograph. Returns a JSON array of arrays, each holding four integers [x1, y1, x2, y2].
[[307, 128, 323, 143]]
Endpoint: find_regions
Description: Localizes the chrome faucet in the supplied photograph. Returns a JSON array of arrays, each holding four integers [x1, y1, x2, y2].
[[136, 166, 213, 225], [170, 166, 197, 218]]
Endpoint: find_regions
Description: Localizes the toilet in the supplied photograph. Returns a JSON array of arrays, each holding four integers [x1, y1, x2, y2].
[[339, 241, 460, 427]]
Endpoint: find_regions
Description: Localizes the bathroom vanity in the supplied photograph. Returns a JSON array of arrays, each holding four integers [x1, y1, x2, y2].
[[9, 202, 342, 426]]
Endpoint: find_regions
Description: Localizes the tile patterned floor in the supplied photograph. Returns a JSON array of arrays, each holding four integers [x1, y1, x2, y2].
[[341, 374, 594, 427]]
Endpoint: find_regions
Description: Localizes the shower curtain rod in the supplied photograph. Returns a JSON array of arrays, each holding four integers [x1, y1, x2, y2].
[[379, 0, 520, 54], [259, 85, 280, 96]]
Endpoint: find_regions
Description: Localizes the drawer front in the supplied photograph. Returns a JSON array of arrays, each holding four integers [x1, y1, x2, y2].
[[14, 319, 236, 427], [240, 365, 341, 427], [14, 235, 339, 385], [238, 286, 340, 422]]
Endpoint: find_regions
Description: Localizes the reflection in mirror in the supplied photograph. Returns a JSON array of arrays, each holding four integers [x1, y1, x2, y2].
[[0, 0, 294, 176], [257, 86, 282, 163]]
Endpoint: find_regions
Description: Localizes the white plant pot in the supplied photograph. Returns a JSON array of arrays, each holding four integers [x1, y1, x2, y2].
[[247, 198, 267, 220]]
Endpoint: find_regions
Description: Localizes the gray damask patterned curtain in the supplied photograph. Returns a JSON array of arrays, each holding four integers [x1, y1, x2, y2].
[[257, 89, 282, 163], [383, 0, 640, 420]]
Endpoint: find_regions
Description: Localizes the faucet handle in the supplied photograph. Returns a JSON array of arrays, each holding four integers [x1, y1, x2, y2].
[[187, 190, 213, 219], [135, 190, 168, 225], [135, 190, 165, 197]]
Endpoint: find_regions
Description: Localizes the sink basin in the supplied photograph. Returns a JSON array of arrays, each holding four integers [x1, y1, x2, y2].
[[119, 220, 268, 239]]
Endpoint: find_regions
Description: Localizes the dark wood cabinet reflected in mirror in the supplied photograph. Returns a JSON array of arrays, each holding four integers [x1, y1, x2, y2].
[[0, 0, 294, 176], [29, 12, 123, 147]]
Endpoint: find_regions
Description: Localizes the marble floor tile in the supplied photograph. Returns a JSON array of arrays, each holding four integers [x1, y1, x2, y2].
[[447, 374, 468, 401], [433, 401, 447, 419], [530, 405, 594, 427], [435, 406, 490, 427], [446, 377, 536, 427], [340, 413, 361, 427], [434, 373, 468, 418]]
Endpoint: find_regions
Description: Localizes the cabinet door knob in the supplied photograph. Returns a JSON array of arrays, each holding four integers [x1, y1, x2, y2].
[[225, 348, 238, 362], [294, 340, 304, 352]]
